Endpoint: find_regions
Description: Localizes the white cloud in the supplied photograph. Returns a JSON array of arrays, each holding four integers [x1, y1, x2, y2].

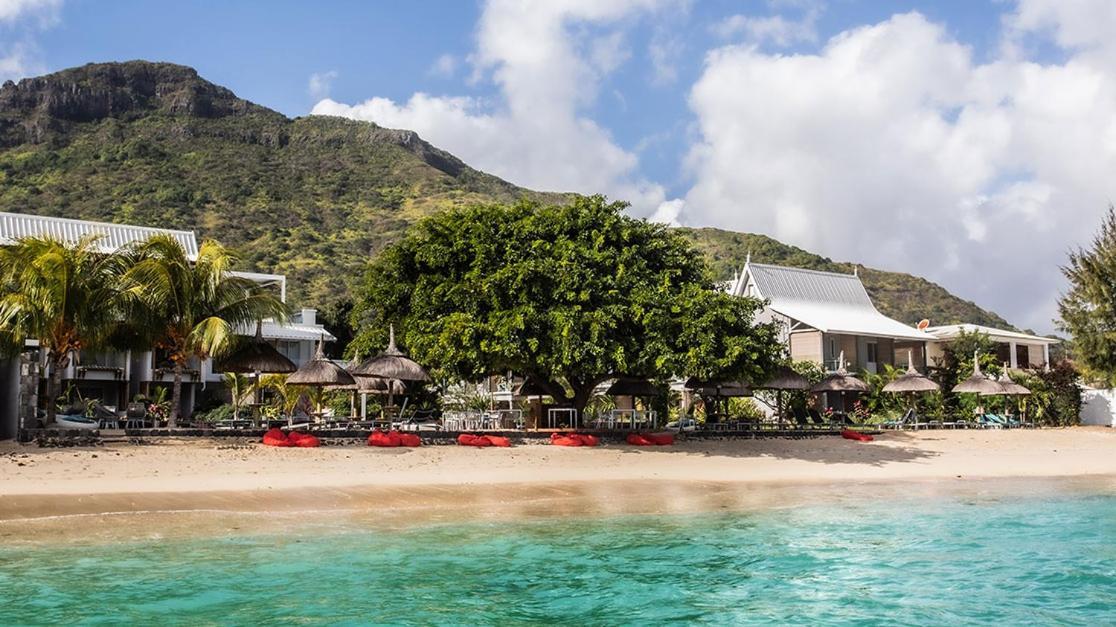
[[312, 0, 681, 217], [714, 0, 820, 47], [0, 0, 59, 23], [428, 53, 458, 78], [683, 9, 1116, 332], [307, 70, 338, 100], [648, 28, 683, 85]]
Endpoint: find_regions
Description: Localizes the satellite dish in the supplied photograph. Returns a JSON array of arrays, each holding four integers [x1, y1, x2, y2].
[[917, 319, 930, 330]]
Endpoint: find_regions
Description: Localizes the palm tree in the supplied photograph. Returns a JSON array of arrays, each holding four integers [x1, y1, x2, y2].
[[0, 235, 124, 425], [121, 236, 288, 427], [223, 372, 253, 420]]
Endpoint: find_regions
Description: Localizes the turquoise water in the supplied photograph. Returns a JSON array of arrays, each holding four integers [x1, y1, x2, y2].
[[2, 491, 1115, 625]]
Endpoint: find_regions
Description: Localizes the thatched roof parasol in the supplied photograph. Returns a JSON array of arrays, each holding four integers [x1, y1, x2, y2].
[[811, 352, 868, 393], [288, 338, 355, 387], [606, 376, 659, 396], [514, 376, 552, 397], [883, 351, 940, 394], [987, 366, 1031, 396], [757, 366, 811, 391], [350, 325, 431, 382], [685, 377, 752, 397], [215, 322, 296, 374], [952, 351, 1004, 395], [328, 376, 406, 395]]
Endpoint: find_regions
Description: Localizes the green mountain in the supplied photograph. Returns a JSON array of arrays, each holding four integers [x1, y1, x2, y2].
[[0, 61, 1010, 333]]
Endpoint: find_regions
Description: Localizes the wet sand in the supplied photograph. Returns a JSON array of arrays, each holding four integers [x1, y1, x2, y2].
[[2, 428, 1115, 541]]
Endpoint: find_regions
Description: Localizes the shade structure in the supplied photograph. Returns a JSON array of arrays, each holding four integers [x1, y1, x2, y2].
[[350, 325, 431, 382], [287, 338, 355, 387], [606, 376, 659, 396], [685, 377, 752, 397], [883, 351, 940, 394], [757, 366, 811, 391], [986, 366, 1031, 397], [215, 322, 296, 374], [952, 351, 1003, 395], [810, 352, 868, 393], [515, 376, 551, 397], [328, 376, 405, 395]]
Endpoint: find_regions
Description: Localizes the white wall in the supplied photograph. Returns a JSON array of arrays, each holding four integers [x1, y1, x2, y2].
[[1081, 389, 1116, 427]]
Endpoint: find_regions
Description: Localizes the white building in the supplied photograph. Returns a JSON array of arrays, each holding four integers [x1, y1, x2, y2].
[[0, 212, 335, 436], [728, 260, 1057, 373]]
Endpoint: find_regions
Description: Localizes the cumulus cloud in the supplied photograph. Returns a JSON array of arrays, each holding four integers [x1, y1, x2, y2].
[[312, 0, 681, 217], [0, 0, 59, 23], [307, 70, 338, 100], [714, 0, 820, 47], [428, 53, 458, 78], [683, 7, 1116, 332]]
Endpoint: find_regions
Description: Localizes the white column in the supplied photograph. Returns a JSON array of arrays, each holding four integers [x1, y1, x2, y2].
[[1009, 341, 1018, 369], [1043, 344, 1050, 371]]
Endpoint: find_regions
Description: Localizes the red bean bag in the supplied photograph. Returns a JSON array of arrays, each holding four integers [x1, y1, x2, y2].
[[643, 432, 674, 446], [626, 433, 654, 446], [841, 429, 874, 442], [571, 433, 599, 447], [551, 434, 583, 447], [398, 433, 422, 447], [287, 431, 321, 448], [458, 433, 492, 447], [262, 428, 291, 447], [484, 435, 512, 448], [368, 430, 401, 447]]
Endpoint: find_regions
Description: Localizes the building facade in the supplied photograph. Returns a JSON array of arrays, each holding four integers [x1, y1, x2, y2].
[[0, 212, 334, 437]]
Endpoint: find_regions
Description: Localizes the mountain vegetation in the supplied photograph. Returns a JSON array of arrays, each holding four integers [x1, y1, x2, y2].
[[0, 61, 1011, 336]]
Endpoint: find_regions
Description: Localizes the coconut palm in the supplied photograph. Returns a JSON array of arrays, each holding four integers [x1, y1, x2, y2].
[[0, 235, 124, 425], [121, 235, 288, 427], [223, 372, 254, 420]]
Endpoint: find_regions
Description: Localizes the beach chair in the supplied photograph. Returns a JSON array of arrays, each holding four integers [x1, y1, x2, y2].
[[125, 402, 147, 429], [881, 408, 913, 430], [807, 408, 829, 429], [978, 414, 1005, 429]]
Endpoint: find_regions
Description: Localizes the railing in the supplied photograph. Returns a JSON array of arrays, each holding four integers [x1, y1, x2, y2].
[[594, 409, 657, 430], [545, 408, 578, 429], [442, 409, 524, 431]]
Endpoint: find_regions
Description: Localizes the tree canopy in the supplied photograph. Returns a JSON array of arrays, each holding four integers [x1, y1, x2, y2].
[[1059, 206, 1116, 385], [350, 195, 783, 412]]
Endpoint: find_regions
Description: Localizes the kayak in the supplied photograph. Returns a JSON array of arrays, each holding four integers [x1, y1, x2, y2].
[[550, 433, 583, 447], [643, 432, 675, 446], [458, 433, 492, 447], [368, 430, 403, 447], [287, 431, 321, 448], [841, 429, 874, 442], [262, 427, 291, 447]]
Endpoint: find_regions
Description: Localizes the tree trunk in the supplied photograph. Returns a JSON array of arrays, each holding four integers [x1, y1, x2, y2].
[[169, 362, 183, 429], [45, 353, 63, 426]]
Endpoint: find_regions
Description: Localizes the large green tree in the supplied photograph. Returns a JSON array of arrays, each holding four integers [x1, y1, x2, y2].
[[350, 196, 782, 413], [121, 235, 288, 427], [1059, 206, 1116, 385], [0, 235, 124, 424]]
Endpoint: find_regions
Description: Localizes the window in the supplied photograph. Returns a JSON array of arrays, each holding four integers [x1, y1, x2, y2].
[[866, 342, 878, 364]]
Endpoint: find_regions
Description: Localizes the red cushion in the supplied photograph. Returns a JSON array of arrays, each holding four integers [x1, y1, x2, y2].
[[485, 435, 512, 447], [644, 432, 674, 446], [398, 433, 422, 447], [262, 428, 291, 447], [368, 430, 400, 447], [626, 433, 654, 446]]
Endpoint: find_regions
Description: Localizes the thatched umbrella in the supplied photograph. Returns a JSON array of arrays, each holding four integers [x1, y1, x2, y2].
[[606, 376, 658, 397], [328, 370, 406, 418], [350, 325, 431, 382], [215, 321, 296, 421], [685, 377, 751, 422], [951, 351, 1004, 395], [810, 352, 867, 417], [757, 366, 811, 425], [350, 325, 430, 417], [983, 364, 1031, 423], [883, 350, 940, 421], [288, 337, 355, 417]]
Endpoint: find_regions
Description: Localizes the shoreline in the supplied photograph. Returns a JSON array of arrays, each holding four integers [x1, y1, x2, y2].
[[4, 428, 1116, 542]]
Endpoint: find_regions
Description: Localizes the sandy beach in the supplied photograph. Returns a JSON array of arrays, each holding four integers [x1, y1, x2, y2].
[[1, 428, 1115, 533]]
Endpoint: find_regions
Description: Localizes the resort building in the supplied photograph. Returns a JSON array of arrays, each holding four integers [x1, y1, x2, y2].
[[728, 260, 935, 373], [0, 212, 334, 438], [924, 324, 1057, 370]]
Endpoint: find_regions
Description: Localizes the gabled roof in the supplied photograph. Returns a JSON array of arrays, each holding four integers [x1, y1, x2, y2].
[[735, 262, 933, 342], [0, 211, 199, 259], [924, 324, 1059, 345], [253, 320, 336, 343]]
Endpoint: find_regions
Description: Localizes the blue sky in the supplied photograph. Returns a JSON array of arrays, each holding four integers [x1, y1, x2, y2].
[[3, 0, 1114, 333]]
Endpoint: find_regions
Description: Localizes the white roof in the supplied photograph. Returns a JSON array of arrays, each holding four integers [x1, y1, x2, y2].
[[924, 324, 1058, 345], [0, 211, 199, 259], [255, 319, 336, 343], [736, 262, 933, 342]]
